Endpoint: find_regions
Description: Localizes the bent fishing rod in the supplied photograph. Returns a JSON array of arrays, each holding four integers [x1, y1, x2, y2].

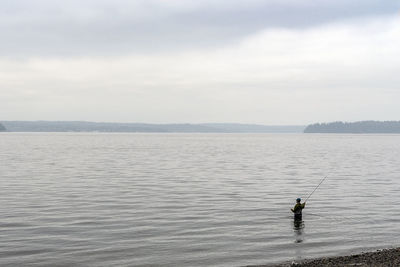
[[304, 175, 328, 202]]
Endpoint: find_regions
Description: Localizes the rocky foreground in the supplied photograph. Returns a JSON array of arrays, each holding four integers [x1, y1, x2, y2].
[[253, 248, 400, 267]]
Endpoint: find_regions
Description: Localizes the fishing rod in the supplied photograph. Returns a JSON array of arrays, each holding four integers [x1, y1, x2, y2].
[[304, 175, 328, 202]]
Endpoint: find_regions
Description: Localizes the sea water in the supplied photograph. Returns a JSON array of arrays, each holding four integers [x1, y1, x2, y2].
[[1, 133, 400, 266]]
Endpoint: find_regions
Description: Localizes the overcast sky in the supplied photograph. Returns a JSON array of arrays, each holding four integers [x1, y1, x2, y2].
[[1, 0, 400, 124]]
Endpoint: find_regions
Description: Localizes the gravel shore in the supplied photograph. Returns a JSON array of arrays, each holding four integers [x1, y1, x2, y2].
[[252, 248, 400, 267]]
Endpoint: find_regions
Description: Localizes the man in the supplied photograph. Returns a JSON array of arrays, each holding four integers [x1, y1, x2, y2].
[[291, 198, 306, 220]]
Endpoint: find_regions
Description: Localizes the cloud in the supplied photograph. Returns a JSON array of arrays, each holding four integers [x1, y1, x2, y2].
[[1, 0, 399, 57], [1, 15, 399, 123]]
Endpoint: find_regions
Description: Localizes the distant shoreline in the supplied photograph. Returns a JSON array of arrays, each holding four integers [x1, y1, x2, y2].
[[4, 120, 400, 134], [253, 247, 400, 267], [0, 121, 305, 133], [304, 121, 400, 133]]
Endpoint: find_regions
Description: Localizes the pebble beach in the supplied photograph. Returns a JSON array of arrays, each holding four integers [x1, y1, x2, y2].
[[253, 248, 400, 267]]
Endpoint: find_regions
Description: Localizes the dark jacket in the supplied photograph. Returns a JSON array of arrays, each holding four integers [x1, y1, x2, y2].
[[291, 202, 305, 218]]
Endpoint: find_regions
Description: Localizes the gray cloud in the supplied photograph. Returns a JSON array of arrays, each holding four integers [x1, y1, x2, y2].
[[1, 1, 400, 124], [1, 15, 399, 124], [1, 0, 399, 57]]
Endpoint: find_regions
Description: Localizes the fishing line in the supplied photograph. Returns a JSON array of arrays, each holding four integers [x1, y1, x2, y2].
[[304, 175, 328, 202]]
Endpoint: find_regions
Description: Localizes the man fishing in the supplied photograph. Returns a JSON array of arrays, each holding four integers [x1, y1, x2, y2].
[[291, 198, 306, 221], [291, 175, 327, 221]]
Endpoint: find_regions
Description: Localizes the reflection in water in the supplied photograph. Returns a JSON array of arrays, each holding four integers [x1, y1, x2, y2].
[[293, 219, 305, 243], [293, 219, 305, 263]]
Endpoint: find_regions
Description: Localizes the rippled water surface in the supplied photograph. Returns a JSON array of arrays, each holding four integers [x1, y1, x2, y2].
[[1, 133, 400, 266]]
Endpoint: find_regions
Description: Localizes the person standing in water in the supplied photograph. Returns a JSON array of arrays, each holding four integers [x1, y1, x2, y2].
[[291, 198, 306, 220]]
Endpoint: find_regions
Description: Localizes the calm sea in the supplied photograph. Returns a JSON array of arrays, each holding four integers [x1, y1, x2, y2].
[[1, 133, 400, 266]]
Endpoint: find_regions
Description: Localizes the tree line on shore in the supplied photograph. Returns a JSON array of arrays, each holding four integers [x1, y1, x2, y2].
[[3, 120, 400, 133], [304, 121, 400, 133]]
